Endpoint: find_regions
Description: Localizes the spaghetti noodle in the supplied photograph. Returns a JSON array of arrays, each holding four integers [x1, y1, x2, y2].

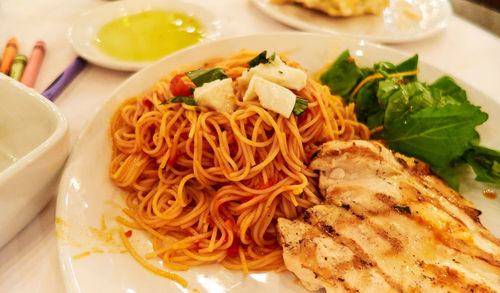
[[109, 50, 369, 277]]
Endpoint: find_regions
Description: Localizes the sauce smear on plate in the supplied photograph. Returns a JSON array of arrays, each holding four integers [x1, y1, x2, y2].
[[483, 189, 497, 200], [95, 10, 204, 62]]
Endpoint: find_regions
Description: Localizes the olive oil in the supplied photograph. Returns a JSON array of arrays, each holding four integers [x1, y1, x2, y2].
[[95, 10, 204, 62]]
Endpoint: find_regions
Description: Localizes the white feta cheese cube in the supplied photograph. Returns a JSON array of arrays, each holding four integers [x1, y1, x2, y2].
[[246, 76, 296, 118], [193, 78, 236, 114], [239, 55, 307, 91]]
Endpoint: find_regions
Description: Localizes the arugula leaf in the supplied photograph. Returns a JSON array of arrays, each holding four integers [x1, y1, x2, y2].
[[394, 54, 418, 81], [464, 145, 500, 185], [354, 80, 382, 128], [382, 104, 488, 168], [374, 61, 396, 78], [293, 97, 308, 116], [163, 95, 198, 106], [430, 76, 467, 104], [248, 50, 276, 68], [186, 68, 227, 87], [320, 50, 372, 101], [383, 81, 436, 125]]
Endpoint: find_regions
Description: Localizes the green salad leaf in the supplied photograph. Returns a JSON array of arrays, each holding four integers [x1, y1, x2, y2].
[[464, 146, 500, 185], [319, 50, 371, 101], [319, 50, 499, 190], [382, 104, 487, 168]]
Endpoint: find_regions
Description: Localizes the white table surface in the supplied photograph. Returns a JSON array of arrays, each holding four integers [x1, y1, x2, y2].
[[0, 0, 499, 292]]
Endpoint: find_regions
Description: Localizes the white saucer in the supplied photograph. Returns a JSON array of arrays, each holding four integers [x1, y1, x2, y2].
[[68, 0, 221, 71]]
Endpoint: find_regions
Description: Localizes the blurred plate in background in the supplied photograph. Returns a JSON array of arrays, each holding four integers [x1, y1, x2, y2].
[[251, 0, 452, 43]]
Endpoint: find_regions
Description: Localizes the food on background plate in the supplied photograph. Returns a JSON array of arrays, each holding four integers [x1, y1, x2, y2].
[[109, 50, 369, 284], [278, 140, 500, 292], [271, 0, 390, 17]]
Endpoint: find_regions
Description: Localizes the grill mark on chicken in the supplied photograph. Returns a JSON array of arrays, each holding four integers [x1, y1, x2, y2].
[[396, 180, 500, 267], [311, 206, 404, 291], [302, 263, 359, 293], [279, 140, 500, 292], [417, 261, 497, 293]]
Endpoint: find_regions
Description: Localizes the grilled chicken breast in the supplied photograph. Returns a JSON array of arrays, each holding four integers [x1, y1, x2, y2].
[[277, 140, 500, 292]]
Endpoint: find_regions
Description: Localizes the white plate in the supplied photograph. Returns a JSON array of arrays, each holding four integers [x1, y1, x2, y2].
[[251, 0, 452, 43], [68, 0, 221, 71], [56, 32, 500, 293]]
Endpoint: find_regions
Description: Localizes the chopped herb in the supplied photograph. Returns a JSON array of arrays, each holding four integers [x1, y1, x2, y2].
[[394, 206, 411, 215], [185, 68, 227, 87], [248, 50, 277, 68], [164, 95, 198, 106], [293, 97, 308, 116], [341, 204, 350, 210], [299, 193, 303, 199], [278, 70, 283, 74]]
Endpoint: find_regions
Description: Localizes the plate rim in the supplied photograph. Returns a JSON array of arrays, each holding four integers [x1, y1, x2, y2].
[[56, 31, 499, 293], [68, 0, 222, 71], [250, 0, 453, 44]]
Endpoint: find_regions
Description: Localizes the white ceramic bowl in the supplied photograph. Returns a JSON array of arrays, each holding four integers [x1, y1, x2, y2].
[[0, 74, 69, 248], [69, 0, 222, 71]]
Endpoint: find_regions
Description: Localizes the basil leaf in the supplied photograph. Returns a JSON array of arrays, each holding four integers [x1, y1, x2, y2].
[[165, 95, 198, 106], [293, 97, 308, 116], [186, 68, 227, 87], [248, 50, 277, 68]]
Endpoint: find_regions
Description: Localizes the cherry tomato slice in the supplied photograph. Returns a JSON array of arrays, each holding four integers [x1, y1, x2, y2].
[[170, 74, 193, 96]]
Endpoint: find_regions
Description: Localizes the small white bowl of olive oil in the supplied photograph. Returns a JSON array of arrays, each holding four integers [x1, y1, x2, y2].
[[69, 0, 221, 71]]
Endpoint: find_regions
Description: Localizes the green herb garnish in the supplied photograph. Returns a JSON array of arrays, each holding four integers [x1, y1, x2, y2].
[[293, 97, 308, 116], [163, 95, 197, 106], [186, 68, 227, 87], [394, 206, 411, 214], [341, 204, 350, 210], [320, 50, 500, 190], [248, 50, 276, 68]]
